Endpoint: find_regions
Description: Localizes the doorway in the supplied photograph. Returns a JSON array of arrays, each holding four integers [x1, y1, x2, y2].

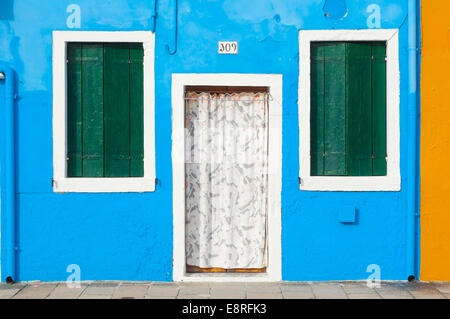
[[184, 86, 269, 273], [172, 74, 282, 282]]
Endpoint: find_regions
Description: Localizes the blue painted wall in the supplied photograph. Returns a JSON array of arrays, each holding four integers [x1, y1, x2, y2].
[[0, 0, 413, 281]]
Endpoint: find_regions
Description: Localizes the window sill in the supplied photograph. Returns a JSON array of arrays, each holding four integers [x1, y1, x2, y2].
[[53, 177, 155, 193], [299, 176, 401, 192]]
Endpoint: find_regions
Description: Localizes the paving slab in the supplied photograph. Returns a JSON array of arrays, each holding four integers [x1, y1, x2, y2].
[[0, 284, 25, 298], [376, 289, 414, 299], [247, 292, 283, 299], [210, 292, 246, 299], [82, 286, 116, 295], [378, 294, 414, 299], [246, 284, 281, 294], [282, 291, 315, 299], [378, 282, 410, 290], [375, 285, 414, 299], [347, 293, 381, 299], [47, 284, 86, 299], [411, 293, 446, 299], [79, 294, 112, 299], [152, 282, 179, 286], [146, 295, 177, 299], [12, 284, 57, 299], [0, 283, 26, 289], [177, 294, 210, 299], [210, 283, 247, 289], [88, 282, 120, 287], [210, 286, 246, 299], [280, 283, 313, 293], [112, 284, 150, 299], [311, 284, 347, 299], [147, 286, 179, 298], [407, 284, 444, 299], [119, 281, 153, 285], [0, 289, 22, 299], [179, 282, 210, 286], [342, 283, 378, 294], [179, 285, 210, 296], [434, 283, 450, 294]]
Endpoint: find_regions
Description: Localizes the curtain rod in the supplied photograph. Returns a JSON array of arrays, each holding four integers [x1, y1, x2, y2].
[[184, 94, 273, 102]]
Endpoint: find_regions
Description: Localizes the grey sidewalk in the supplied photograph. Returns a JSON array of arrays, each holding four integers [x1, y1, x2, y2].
[[1, 281, 449, 299]]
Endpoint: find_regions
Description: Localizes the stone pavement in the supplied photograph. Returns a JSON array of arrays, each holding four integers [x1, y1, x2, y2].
[[0, 281, 449, 299]]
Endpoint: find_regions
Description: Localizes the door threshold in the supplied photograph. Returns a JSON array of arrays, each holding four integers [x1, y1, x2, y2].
[[177, 272, 278, 283]]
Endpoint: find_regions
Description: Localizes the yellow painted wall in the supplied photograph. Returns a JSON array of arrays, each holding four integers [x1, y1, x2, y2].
[[420, 1, 450, 281]]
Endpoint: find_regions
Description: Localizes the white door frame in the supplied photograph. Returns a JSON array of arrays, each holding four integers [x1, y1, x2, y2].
[[171, 73, 282, 282]]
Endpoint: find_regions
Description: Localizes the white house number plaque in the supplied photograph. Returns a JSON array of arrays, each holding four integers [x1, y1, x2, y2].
[[218, 41, 238, 54]]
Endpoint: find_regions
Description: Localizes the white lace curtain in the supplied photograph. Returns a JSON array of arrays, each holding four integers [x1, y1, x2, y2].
[[185, 91, 269, 269]]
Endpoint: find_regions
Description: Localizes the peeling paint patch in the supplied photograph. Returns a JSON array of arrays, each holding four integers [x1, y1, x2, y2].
[[323, 0, 348, 20]]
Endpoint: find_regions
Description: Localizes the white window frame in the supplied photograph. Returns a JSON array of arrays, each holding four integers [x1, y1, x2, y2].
[[298, 29, 401, 192], [52, 31, 155, 193], [172, 74, 282, 282]]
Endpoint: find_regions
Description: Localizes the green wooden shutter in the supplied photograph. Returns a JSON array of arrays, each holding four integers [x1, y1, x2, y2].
[[66, 43, 144, 178], [129, 44, 145, 177], [67, 44, 83, 177], [82, 44, 104, 177], [371, 43, 388, 176], [323, 43, 347, 176], [310, 44, 325, 176], [310, 41, 387, 177], [346, 42, 373, 176], [104, 44, 131, 177]]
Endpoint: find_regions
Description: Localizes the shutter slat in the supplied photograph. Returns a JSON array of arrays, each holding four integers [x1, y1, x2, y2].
[[129, 44, 144, 177], [82, 44, 104, 177], [67, 43, 83, 177], [310, 43, 325, 176], [104, 44, 131, 177], [372, 42, 388, 176], [346, 42, 373, 176], [324, 43, 346, 176]]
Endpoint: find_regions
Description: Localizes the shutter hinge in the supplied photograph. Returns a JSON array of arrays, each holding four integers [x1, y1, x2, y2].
[[155, 178, 158, 185], [299, 177, 302, 185], [52, 178, 55, 187]]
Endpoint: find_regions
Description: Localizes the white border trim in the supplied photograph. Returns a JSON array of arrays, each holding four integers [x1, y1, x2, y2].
[[52, 31, 155, 193], [172, 74, 282, 282], [298, 29, 401, 192]]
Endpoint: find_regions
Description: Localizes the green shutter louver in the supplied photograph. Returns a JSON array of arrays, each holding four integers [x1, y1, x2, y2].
[[310, 41, 387, 177], [371, 43, 388, 176], [81, 44, 104, 177], [129, 44, 145, 177], [67, 43, 83, 177], [66, 43, 144, 178]]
